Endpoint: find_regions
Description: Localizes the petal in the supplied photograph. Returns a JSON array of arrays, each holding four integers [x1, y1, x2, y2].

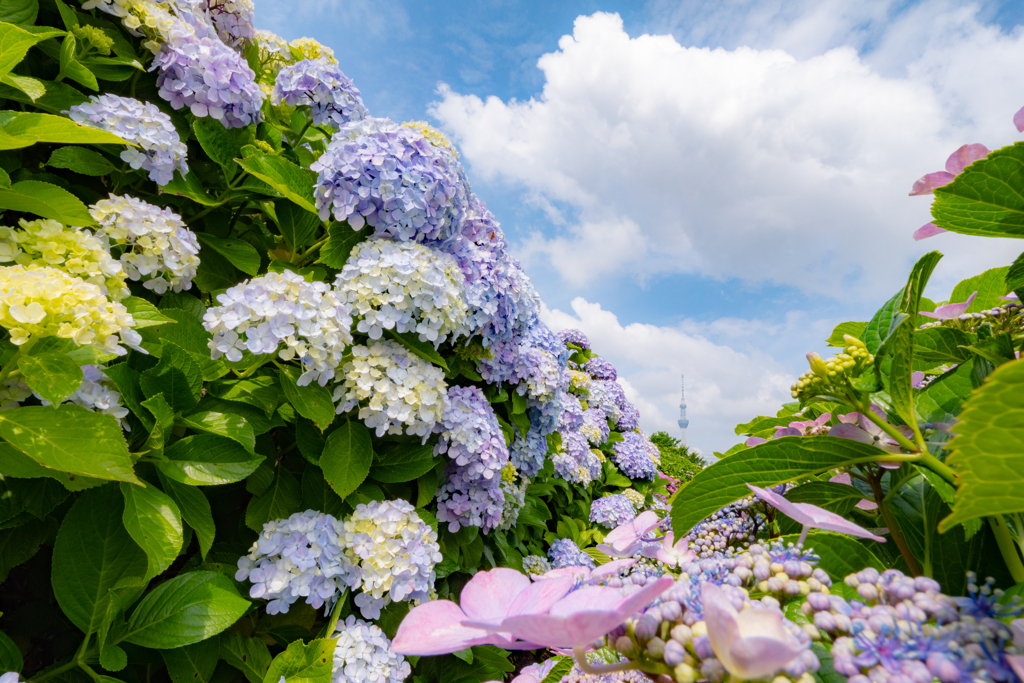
[[909, 171, 955, 195], [747, 484, 812, 526], [944, 144, 989, 175], [735, 606, 786, 639], [507, 575, 576, 616], [499, 610, 630, 649], [591, 559, 638, 580], [773, 427, 801, 438], [728, 634, 805, 679], [855, 498, 879, 510], [913, 223, 947, 241], [702, 582, 741, 675], [1007, 656, 1024, 683], [613, 576, 675, 619], [1000, 292, 1020, 301], [911, 371, 926, 388], [459, 568, 532, 622], [549, 586, 623, 617], [392, 600, 488, 655], [790, 501, 887, 542], [1011, 618, 1024, 648], [829, 473, 852, 485], [1015, 106, 1024, 133], [536, 566, 590, 581], [828, 423, 873, 445], [745, 437, 767, 447]]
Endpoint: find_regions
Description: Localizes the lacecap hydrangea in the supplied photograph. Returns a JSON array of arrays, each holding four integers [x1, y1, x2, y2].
[[202, 270, 354, 386], [331, 616, 411, 683], [67, 94, 188, 186], [272, 58, 368, 128]]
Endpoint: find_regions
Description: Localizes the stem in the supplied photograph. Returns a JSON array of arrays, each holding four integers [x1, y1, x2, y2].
[[292, 120, 313, 145], [0, 338, 36, 383], [870, 474, 922, 576], [295, 235, 329, 266], [228, 201, 251, 233], [989, 515, 1024, 583], [916, 450, 956, 484], [882, 470, 919, 504], [858, 406, 921, 454], [572, 647, 639, 675], [324, 590, 347, 637], [797, 524, 810, 547]]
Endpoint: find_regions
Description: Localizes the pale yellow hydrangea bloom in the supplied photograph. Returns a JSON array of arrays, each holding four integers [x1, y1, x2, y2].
[[0, 265, 142, 355], [401, 121, 459, 160], [568, 369, 591, 393], [289, 37, 336, 64], [591, 447, 606, 463], [622, 488, 645, 508], [0, 219, 128, 300]]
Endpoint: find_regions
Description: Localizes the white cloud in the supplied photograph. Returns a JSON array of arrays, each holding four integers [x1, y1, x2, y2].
[[432, 9, 1024, 302], [541, 298, 795, 454]]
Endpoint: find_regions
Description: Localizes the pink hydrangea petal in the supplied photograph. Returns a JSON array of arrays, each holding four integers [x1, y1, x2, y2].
[[729, 635, 805, 679], [789, 501, 886, 541], [459, 567, 532, 622], [855, 499, 879, 510], [702, 583, 741, 674], [745, 437, 767, 447], [829, 473, 852, 485], [507, 575, 576, 616], [392, 600, 495, 655], [1014, 106, 1024, 133], [828, 423, 873, 444], [913, 223, 947, 240], [912, 371, 926, 388], [909, 171, 955, 195], [591, 559, 638, 580], [1007, 655, 1024, 682], [499, 609, 629, 649], [945, 143, 990, 175], [920, 291, 977, 320], [1000, 292, 1020, 301], [747, 484, 813, 526], [773, 427, 801, 438], [536, 566, 590, 581]]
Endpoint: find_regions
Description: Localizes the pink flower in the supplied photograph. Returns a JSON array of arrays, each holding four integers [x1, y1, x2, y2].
[[828, 472, 878, 511], [466, 577, 674, 649], [391, 567, 574, 655], [745, 414, 832, 448], [1000, 292, 1019, 302], [702, 582, 806, 679], [745, 436, 767, 447], [534, 558, 638, 583], [1015, 105, 1024, 133], [920, 291, 977, 320], [656, 530, 697, 567], [747, 484, 886, 543], [909, 144, 990, 196], [1007, 655, 1024, 683], [913, 223, 947, 241], [596, 510, 662, 558], [829, 405, 910, 463], [911, 372, 926, 388]]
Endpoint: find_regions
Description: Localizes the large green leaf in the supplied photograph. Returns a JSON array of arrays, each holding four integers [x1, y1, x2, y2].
[[0, 78, 86, 114], [780, 531, 884, 579], [318, 222, 370, 268], [370, 443, 436, 483], [890, 252, 942, 428], [17, 351, 83, 405], [0, 404, 138, 483], [157, 471, 215, 559], [102, 362, 154, 431], [0, 0, 39, 24], [1007, 250, 1024, 297], [177, 411, 256, 453], [121, 482, 183, 580], [0, 629, 22, 672], [783, 481, 865, 515], [245, 466, 301, 531], [0, 23, 57, 80], [670, 436, 896, 535], [46, 145, 117, 175], [235, 154, 317, 214], [159, 434, 264, 486], [916, 360, 975, 422], [161, 636, 220, 683], [221, 632, 272, 683], [913, 327, 971, 367], [826, 321, 867, 347], [949, 266, 1011, 312], [124, 296, 178, 329], [276, 200, 320, 252], [52, 485, 148, 635], [320, 420, 373, 501], [263, 637, 337, 683], [196, 233, 260, 277], [122, 571, 249, 649], [0, 112, 127, 149], [162, 170, 219, 206], [384, 328, 448, 371], [0, 180, 94, 224], [931, 142, 1024, 238], [140, 340, 203, 413], [861, 289, 902, 354], [941, 359, 1024, 530], [0, 441, 103, 490], [278, 367, 334, 431], [299, 465, 346, 518], [192, 117, 253, 168], [0, 517, 54, 582]]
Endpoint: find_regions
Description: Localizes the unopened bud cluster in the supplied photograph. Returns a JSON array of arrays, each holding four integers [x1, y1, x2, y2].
[[791, 336, 873, 400]]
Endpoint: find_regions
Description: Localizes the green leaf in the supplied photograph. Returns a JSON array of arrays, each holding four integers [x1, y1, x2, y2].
[[0, 517, 53, 582], [916, 360, 975, 422], [949, 266, 1011, 313], [102, 362, 153, 430], [540, 657, 573, 683], [162, 637, 220, 683], [99, 644, 127, 672], [781, 531, 884, 578], [197, 233, 261, 277], [1006, 250, 1024, 297], [318, 222, 370, 268], [123, 571, 249, 649], [932, 142, 1024, 238], [889, 252, 942, 427], [192, 117, 253, 167], [0, 0, 39, 24], [263, 637, 337, 683], [124, 296, 177, 328], [862, 289, 902, 354], [383, 328, 448, 371], [162, 170, 219, 206], [0, 404, 138, 483], [941, 359, 1024, 531], [299, 465, 346, 518], [0, 630, 22, 672], [121, 482, 183, 580], [235, 154, 317, 214], [17, 351, 83, 405], [913, 327, 972, 367], [157, 471, 215, 559], [370, 443, 436, 483], [0, 441, 104, 490], [670, 436, 895, 535], [0, 112, 127, 149], [2, 73, 45, 101], [320, 420, 373, 500], [52, 485, 148, 635], [207, 376, 280, 416], [0, 180, 94, 224], [245, 466, 301, 531], [159, 434, 263, 486], [278, 367, 334, 431], [276, 200, 320, 252], [221, 632, 272, 683], [0, 22, 52, 80], [0, 78, 86, 114], [826, 321, 867, 347], [177, 411, 256, 453], [140, 340, 202, 413]]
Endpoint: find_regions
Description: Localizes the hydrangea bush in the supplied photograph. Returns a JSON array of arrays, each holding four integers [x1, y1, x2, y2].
[[1, 4, 1023, 683]]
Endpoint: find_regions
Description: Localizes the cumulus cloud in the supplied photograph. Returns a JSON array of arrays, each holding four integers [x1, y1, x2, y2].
[[542, 298, 795, 454], [432, 9, 1024, 301]]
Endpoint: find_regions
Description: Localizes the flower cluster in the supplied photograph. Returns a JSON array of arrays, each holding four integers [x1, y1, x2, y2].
[[682, 499, 758, 558], [548, 538, 596, 570], [522, 555, 552, 576], [79, 0, 184, 52], [340, 500, 442, 619], [235, 510, 361, 615], [559, 328, 591, 349], [0, 219, 127, 300], [67, 94, 188, 185], [616, 400, 641, 431], [46, 365, 131, 428], [585, 356, 617, 380], [580, 407, 611, 445], [203, 271, 353, 385], [622, 488, 646, 509], [204, 0, 255, 48], [611, 431, 658, 480], [589, 378, 627, 424], [433, 386, 509, 532], [0, 265, 142, 355], [312, 117, 468, 243], [289, 36, 336, 63], [590, 494, 637, 529], [791, 336, 873, 401], [335, 240, 470, 345], [401, 121, 460, 161], [331, 616, 411, 683], [89, 195, 201, 294], [510, 419, 550, 478], [497, 471, 528, 531], [552, 428, 602, 485], [272, 59, 368, 128], [334, 341, 447, 438]]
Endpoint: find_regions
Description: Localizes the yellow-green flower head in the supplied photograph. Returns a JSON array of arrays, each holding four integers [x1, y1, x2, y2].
[[0, 219, 128, 301], [568, 369, 592, 393], [591, 447, 606, 463], [72, 25, 114, 55], [500, 463, 518, 483], [622, 488, 645, 508], [791, 336, 873, 400], [289, 37, 336, 64], [401, 121, 459, 160], [0, 265, 143, 355]]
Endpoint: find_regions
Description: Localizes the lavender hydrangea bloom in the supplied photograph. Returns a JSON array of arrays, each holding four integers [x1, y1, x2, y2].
[[553, 429, 602, 485], [205, 0, 255, 48], [590, 494, 637, 529], [590, 378, 626, 424], [311, 117, 467, 242], [558, 391, 584, 431], [584, 356, 617, 380], [558, 328, 590, 350], [548, 538, 596, 570], [474, 257, 543, 384], [272, 59, 368, 128], [510, 420, 549, 478], [580, 407, 611, 445], [331, 615, 410, 683], [612, 431, 658, 480], [434, 386, 509, 532], [616, 400, 641, 431], [153, 21, 264, 128], [67, 95, 188, 186]]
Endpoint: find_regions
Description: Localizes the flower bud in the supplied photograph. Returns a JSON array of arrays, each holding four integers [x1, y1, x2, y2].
[[671, 624, 693, 645], [807, 352, 829, 377], [647, 637, 666, 658], [615, 635, 635, 656], [663, 639, 687, 666], [674, 664, 696, 683]]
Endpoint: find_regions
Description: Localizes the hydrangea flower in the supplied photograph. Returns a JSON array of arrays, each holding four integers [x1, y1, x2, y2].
[[589, 379, 627, 424], [509, 419, 549, 478], [558, 328, 590, 349], [580, 407, 610, 445], [236, 510, 361, 615], [585, 356, 617, 380], [67, 95, 188, 186], [0, 265, 142, 355], [340, 500, 441, 619], [203, 271, 354, 385], [0, 378, 31, 410], [498, 475, 528, 532], [333, 340, 447, 438], [311, 117, 468, 242], [0, 219, 127, 300], [331, 615, 411, 683], [80, 0, 186, 52], [35, 365, 131, 429], [335, 240, 471, 346], [89, 195, 200, 294], [616, 400, 640, 431], [621, 488, 645, 509], [553, 429, 602, 485], [559, 391, 584, 431], [434, 386, 509, 532], [522, 555, 552, 576], [567, 368, 591, 393], [401, 121, 460, 162], [590, 494, 637, 529], [610, 432, 658, 480], [289, 37, 336, 63], [204, 0, 255, 48], [548, 538, 596, 570], [272, 59, 368, 128]]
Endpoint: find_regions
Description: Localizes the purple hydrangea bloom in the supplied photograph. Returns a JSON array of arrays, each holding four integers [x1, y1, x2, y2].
[[205, 0, 255, 48], [548, 538, 595, 570], [434, 386, 509, 532], [553, 429, 602, 485], [311, 117, 468, 242], [510, 421, 548, 478], [589, 378, 626, 424], [590, 494, 637, 529], [611, 432, 658, 480], [272, 59, 368, 128], [152, 20, 264, 128], [558, 328, 590, 349], [584, 356, 617, 380], [558, 391, 584, 431], [616, 399, 640, 431], [580, 407, 610, 446]]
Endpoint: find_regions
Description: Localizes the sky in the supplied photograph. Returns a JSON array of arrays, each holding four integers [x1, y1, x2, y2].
[[256, 0, 1024, 455]]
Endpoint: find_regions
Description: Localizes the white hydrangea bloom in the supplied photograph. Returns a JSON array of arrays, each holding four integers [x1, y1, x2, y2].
[[334, 341, 446, 438], [622, 488, 646, 509], [203, 271, 354, 386], [89, 195, 200, 294], [331, 616, 410, 683], [335, 240, 470, 346], [37, 365, 131, 429]]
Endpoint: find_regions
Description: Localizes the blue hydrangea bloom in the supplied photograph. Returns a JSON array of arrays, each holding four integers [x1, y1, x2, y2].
[[589, 378, 627, 424], [553, 428, 602, 485], [584, 356, 617, 380], [548, 538, 595, 570], [611, 431, 658, 480], [580, 407, 610, 445], [510, 417, 549, 478], [616, 399, 641, 431], [558, 391, 584, 431], [272, 58, 368, 128], [558, 328, 590, 350], [590, 494, 636, 529]]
